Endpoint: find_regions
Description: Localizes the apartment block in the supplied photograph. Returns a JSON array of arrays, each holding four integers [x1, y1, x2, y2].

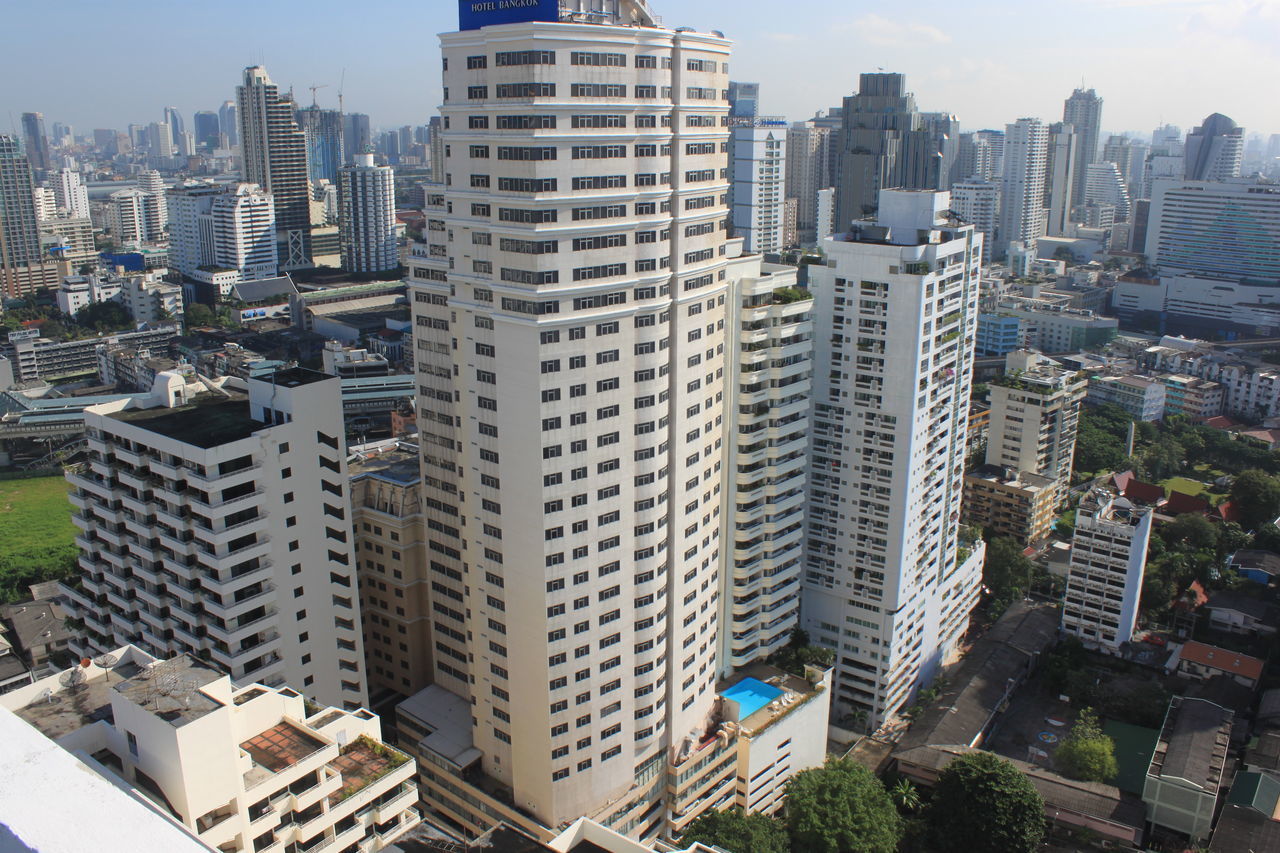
[[804, 189, 986, 724], [1140, 337, 1280, 420], [60, 368, 369, 710], [2, 323, 181, 384], [1061, 489, 1152, 651], [963, 469, 1059, 545], [1086, 374, 1166, 421], [729, 120, 788, 254], [3, 647, 418, 853], [1159, 373, 1223, 421], [719, 241, 811, 671], [349, 443, 432, 702]]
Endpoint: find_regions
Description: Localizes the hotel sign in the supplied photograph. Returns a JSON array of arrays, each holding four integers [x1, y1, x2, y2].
[[458, 0, 559, 30]]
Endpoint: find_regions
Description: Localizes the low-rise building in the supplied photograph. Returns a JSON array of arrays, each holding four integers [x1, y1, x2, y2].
[[1061, 490, 1152, 651], [963, 467, 1060, 544], [1204, 591, 1280, 636], [1144, 697, 1234, 842], [1, 647, 420, 853], [0, 581, 72, 673], [2, 323, 181, 384], [1161, 374, 1223, 421], [995, 295, 1118, 353], [323, 341, 392, 379], [975, 313, 1023, 356], [1175, 641, 1264, 689], [1087, 374, 1166, 421]]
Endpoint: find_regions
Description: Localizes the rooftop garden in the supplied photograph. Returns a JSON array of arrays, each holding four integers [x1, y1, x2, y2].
[[772, 286, 811, 305], [329, 736, 410, 804]]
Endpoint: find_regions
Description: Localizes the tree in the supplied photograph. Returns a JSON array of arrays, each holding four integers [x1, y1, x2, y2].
[[891, 778, 922, 813], [185, 302, 216, 328], [1231, 469, 1280, 530], [784, 759, 902, 853], [680, 807, 787, 853], [73, 300, 131, 332], [1138, 439, 1185, 481], [1054, 708, 1118, 783], [1161, 513, 1219, 554], [1254, 523, 1280, 554], [926, 752, 1044, 853], [982, 537, 1033, 613]]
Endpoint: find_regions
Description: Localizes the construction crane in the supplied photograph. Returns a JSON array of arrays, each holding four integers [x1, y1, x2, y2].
[[338, 69, 346, 113], [308, 84, 329, 107]]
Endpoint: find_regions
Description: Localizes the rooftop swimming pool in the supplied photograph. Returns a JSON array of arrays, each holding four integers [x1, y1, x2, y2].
[[721, 677, 783, 720]]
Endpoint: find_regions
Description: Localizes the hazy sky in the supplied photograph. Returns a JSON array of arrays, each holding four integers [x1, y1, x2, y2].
[[3, 0, 1277, 139]]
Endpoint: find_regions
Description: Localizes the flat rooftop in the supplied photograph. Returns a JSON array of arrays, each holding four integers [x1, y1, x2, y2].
[[260, 366, 334, 389], [1152, 698, 1232, 792], [241, 720, 326, 788], [14, 660, 145, 740], [114, 655, 224, 726], [349, 446, 419, 484], [716, 662, 821, 735], [111, 396, 260, 448]]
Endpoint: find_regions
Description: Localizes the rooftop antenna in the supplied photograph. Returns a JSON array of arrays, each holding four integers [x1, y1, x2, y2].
[[338, 69, 346, 114]]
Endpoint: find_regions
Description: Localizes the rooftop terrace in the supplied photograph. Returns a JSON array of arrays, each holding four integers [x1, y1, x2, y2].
[[111, 397, 260, 448], [241, 720, 327, 788]]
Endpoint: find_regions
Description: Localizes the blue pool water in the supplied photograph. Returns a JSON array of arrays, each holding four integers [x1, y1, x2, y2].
[[721, 677, 784, 719]]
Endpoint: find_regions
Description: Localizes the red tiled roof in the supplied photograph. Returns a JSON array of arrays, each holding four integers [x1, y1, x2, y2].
[[1203, 415, 1240, 431], [1165, 491, 1212, 516], [1179, 641, 1263, 682], [1111, 470, 1136, 492], [1123, 480, 1165, 504], [1216, 500, 1241, 524]]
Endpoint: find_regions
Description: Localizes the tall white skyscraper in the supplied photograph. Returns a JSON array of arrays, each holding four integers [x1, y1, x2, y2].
[[49, 167, 90, 219], [803, 189, 985, 726], [999, 117, 1048, 258], [238, 65, 312, 268], [1084, 161, 1131, 222], [105, 188, 164, 245], [339, 152, 397, 274], [148, 121, 175, 158], [168, 181, 278, 282], [730, 120, 788, 253], [403, 0, 795, 837], [1185, 112, 1244, 182], [137, 169, 169, 234]]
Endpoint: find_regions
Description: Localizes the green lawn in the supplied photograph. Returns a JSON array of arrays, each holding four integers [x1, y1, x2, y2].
[[0, 474, 79, 602], [1160, 476, 1226, 501]]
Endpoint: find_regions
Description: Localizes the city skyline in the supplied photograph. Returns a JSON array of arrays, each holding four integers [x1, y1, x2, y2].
[[2, 0, 1278, 137]]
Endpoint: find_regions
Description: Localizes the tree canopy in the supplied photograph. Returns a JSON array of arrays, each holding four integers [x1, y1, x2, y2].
[[680, 807, 787, 853], [982, 537, 1033, 614], [784, 759, 902, 853], [1230, 469, 1280, 530], [1054, 708, 1118, 783], [926, 752, 1045, 853]]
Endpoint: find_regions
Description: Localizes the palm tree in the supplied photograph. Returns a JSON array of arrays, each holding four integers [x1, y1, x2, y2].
[[891, 778, 921, 813]]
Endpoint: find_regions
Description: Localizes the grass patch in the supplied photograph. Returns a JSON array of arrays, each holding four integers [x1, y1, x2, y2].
[[0, 475, 78, 603], [1160, 476, 1227, 501]]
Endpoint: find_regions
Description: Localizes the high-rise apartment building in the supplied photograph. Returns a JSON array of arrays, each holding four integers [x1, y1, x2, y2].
[[138, 169, 169, 234], [835, 73, 948, 227], [1061, 489, 1152, 651], [956, 129, 1005, 182], [730, 120, 788, 253], [149, 121, 175, 158], [1084, 161, 1131, 222], [344, 113, 372, 162], [49, 167, 90, 219], [340, 152, 397, 274], [920, 111, 960, 189], [106, 188, 165, 245], [20, 112, 51, 174], [0, 134, 44, 289], [727, 81, 760, 118], [61, 368, 369, 710], [299, 105, 346, 186], [170, 180, 279, 283], [238, 65, 313, 268], [193, 110, 220, 149], [1062, 88, 1103, 213], [403, 1, 797, 837], [999, 118, 1048, 258], [950, 180, 999, 263], [1185, 112, 1244, 182], [219, 100, 238, 147], [1044, 122, 1077, 236], [785, 121, 832, 244], [32, 185, 56, 221], [803, 189, 985, 725]]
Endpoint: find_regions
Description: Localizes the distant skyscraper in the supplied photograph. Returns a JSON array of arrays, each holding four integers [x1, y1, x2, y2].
[[786, 120, 833, 243], [728, 81, 760, 118], [163, 107, 185, 145], [168, 180, 278, 281], [1102, 135, 1134, 183], [835, 72, 950, 227], [148, 121, 175, 157], [343, 113, 371, 161], [920, 111, 960, 188], [339, 153, 396, 274], [238, 65, 312, 268], [218, 100, 238, 147], [137, 169, 169, 234], [1000, 118, 1049, 257], [1063, 88, 1103, 214], [951, 179, 1000, 262], [957, 129, 1005, 182], [193, 111, 220, 149], [20, 112, 51, 173], [1184, 113, 1244, 182], [730, 121, 788, 253], [49, 167, 90, 219], [1044, 122, 1077, 236], [804, 189, 985, 725], [0, 135, 43, 274], [426, 115, 443, 180], [298, 106, 345, 185]]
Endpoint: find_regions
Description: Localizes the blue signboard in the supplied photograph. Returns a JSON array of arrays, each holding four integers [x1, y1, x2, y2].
[[458, 0, 559, 30]]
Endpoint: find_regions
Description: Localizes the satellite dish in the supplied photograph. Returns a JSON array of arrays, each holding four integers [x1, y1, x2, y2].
[[94, 653, 118, 682], [36, 688, 54, 705], [60, 668, 86, 689]]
